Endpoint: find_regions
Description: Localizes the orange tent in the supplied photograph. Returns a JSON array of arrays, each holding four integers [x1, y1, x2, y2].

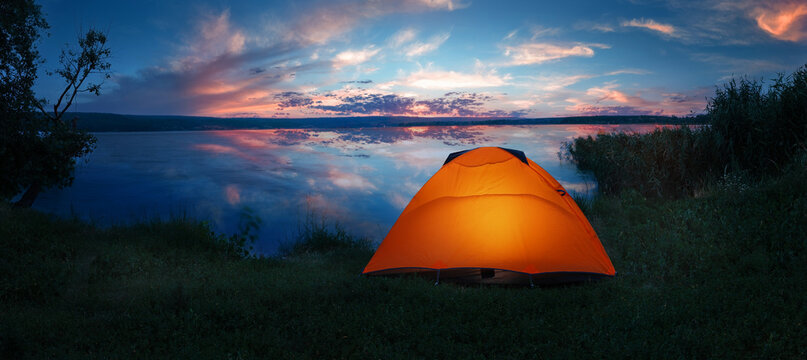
[[363, 147, 615, 285]]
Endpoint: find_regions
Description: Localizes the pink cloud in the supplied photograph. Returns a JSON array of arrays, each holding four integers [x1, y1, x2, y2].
[[193, 143, 263, 163], [621, 18, 677, 36], [225, 184, 241, 205], [194, 143, 240, 155], [753, 2, 807, 41], [564, 84, 708, 116], [585, 86, 650, 105], [82, 2, 462, 118]]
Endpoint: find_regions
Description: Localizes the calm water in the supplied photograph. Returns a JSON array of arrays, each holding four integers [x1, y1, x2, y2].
[[35, 124, 661, 254]]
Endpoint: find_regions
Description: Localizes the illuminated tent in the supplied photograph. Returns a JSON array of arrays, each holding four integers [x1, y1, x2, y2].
[[363, 147, 615, 285]]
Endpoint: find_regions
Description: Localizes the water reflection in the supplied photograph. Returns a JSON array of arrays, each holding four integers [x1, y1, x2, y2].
[[35, 124, 664, 254]]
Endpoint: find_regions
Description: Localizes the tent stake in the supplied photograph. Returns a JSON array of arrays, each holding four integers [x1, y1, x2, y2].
[[435, 269, 441, 286]]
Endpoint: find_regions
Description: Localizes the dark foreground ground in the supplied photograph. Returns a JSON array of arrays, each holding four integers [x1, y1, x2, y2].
[[1, 163, 806, 359]]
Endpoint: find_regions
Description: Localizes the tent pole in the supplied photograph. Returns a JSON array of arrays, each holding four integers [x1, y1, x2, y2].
[[529, 274, 534, 288], [435, 269, 441, 286]]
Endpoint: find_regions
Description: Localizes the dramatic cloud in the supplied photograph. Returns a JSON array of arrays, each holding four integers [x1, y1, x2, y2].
[[81, 44, 326, 117], [621, 18, 677, 36], [313, 93, 415, 115], [67, 0, 798, 119], [505, 43, 603, 65], [752, 2, 807, 41], [174, 10, 246, 68], [81, 10, 323, 116], [275, 92, 314, 108], [309, 91, 520, 117], [80, 1, 465, 117]]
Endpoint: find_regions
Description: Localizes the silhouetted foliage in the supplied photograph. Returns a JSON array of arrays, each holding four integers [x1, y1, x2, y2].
[[0, 0, 110, 207], [563, 126, 720, 197], [564, 64, 807, 198], [281, 210, 372, 256], [708, 67, 807, 173]]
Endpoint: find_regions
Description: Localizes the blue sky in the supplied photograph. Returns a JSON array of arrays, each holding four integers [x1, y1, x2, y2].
[[34, 0, 807, 118]]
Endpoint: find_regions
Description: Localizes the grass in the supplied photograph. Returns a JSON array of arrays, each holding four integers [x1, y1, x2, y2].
[[280, 211, 373, 257], [2, 155, 806, 358]]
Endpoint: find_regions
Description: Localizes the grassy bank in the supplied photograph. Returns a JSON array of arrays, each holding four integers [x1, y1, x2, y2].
[[2, 157, 806, 358]]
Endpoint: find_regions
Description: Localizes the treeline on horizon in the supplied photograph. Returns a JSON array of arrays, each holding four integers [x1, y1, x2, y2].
[[61, 112, 702, 132]]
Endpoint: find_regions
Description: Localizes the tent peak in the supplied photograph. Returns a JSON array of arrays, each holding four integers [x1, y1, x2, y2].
[[443, 147, 528, 166]]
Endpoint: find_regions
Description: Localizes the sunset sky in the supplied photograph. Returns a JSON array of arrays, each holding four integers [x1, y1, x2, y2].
[[34, 0, 807, 118]]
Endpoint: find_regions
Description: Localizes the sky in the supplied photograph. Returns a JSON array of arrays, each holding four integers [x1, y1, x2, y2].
[[33, 0, 807, 119]]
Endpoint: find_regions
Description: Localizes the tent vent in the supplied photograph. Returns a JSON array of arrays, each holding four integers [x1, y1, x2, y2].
[[444, 147, 528, 165]]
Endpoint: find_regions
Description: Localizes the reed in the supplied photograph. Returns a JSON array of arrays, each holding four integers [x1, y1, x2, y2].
[[564, 64, 807, 198]]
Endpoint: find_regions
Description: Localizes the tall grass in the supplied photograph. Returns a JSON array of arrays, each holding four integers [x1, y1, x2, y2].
[[564, 126, 720, 197], [709, 66, 807, 173], [280, 211, 372, 256], [564, 64, 807, 198]]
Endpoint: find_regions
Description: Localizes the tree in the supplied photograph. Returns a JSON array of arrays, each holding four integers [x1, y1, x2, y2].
[[0, 0, 110, 207]]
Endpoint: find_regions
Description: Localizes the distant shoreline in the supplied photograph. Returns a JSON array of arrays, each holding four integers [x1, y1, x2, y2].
[[64, 112, 706, 132]]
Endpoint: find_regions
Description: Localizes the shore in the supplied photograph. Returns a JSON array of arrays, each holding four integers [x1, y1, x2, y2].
[[2, 161, 805, 358]]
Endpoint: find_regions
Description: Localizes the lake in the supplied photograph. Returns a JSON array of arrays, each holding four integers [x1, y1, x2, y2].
[[35, 124, 662, 254]]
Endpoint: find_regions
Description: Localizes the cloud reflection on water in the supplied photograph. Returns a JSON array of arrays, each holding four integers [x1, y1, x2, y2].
[[36, 124, 663, 254]]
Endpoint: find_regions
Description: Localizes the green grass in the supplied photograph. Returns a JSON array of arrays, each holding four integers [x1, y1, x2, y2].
[[280, 212, 373, 257], [2, 158, 806, 358]]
